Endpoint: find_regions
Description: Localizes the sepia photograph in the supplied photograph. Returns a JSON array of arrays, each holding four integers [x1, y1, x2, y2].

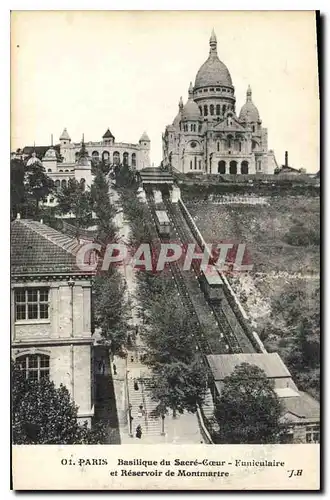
[[10, 9, 320, 490]]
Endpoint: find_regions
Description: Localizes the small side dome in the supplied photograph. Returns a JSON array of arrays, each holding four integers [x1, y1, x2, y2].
[[239, 85, 260, 123], [26, 152, 43, 167], [182, 99, 201, 121], [43, 147, 57, 160], [182, 82, 201, 121]]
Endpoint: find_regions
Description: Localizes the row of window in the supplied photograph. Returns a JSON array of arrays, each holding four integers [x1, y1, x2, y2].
[[48, 169, 74, 173], [199, 104, 234, 117], [73, 151, 136, 166], [217, 139, 244, 152], [217, 160, 249, 175], [52, 178, 86, 192], [189, 158, 203, 170], [197, 87, 232, 94]]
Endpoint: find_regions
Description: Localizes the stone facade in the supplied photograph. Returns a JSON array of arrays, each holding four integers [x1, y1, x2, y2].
[[162, 31, 277, 175], [11, 219, 96, 426], [22, 128, 151, 207]]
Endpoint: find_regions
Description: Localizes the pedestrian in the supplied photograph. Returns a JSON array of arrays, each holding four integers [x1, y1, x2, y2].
[[113, 363, 117, 375], [136, 425, 142, 439]]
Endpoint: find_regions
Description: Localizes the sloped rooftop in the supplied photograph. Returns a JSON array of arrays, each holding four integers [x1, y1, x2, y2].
[[11, 218, 91, 275], [207, 353, 291, 380]]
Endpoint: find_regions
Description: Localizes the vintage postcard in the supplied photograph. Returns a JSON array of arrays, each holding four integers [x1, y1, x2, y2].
[[11, 10, 320, 490]]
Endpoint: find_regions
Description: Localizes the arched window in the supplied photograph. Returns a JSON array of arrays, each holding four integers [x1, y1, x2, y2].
[[132, 153, 136, 167], [252, 125, 255, 132], [203, 105, 208, 116], [55, 180, 60, 189], [222, 105, 226, 115], [218, 161, 226, 174], [194, 157, 197, 170], [239, 142, 242, 152], [190, 160, 193, 170], [61, 179, 67, 189], [217, 142, 220, 152], [65, 170, 69, 172], [190, 124, 194, 132], [80, 178, 86, 191], [102, 151, 110, 163], [229, 160, 237, 175], [113, 152, 120, 165], [92, 151, 100, 163], [216, 104, 220, 115], [59, 170, 63, 173], [241, 161, 249, 174], [199, 160, 202, 170], [199, 106, 202, 116], [75, 152, 79, 161], [210, 104, 214, 116], [16, 354, 50, 381], [123, 152, 129, 166], [227, 136, 233, 149], [47, 168, 52, 173]]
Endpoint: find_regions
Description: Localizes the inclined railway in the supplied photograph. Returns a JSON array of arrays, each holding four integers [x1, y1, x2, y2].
[[145, 189, 255, 356]]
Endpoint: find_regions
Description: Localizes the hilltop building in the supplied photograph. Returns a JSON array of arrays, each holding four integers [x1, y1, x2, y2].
[[162, 30, 277, 175], [15, 129, 151, 206]]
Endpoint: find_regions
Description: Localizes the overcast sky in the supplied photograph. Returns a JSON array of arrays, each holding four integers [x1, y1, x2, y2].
[[11, 10, 319, 172]]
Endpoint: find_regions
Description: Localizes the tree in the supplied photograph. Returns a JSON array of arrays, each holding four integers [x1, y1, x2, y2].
[[114, 163, 137, 188], [12, 362, 106, 444], [90, 167, 117, 241], [24, 159, 54, 214], [149, 361, 207, 418], [56, 178, 93, 234], [93, 268, 129, 355], [214, 363, 285, 444], [10, 156, 54, 218]]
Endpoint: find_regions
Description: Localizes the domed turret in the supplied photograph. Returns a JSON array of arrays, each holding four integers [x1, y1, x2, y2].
[[26, 151, 43, 167], [194, 30, 233, 89], [43, 147, 57, 160], [182, 83, 201, 121], [239, 85, 260, 123]]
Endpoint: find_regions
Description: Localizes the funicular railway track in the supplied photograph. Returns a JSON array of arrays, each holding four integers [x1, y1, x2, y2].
[[163, 197, 254, 354], [145, 192, 213, 358]]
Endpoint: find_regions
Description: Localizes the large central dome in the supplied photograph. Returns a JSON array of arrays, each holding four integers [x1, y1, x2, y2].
[[194, 30, 232, 89]]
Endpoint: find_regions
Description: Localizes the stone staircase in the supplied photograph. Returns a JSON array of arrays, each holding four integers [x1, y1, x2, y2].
[[126, 353, 167, 439], [202, 387, 215, 420]]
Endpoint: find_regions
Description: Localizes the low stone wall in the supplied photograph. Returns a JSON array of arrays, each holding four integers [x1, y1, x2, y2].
[[179, 198, 265, 353]]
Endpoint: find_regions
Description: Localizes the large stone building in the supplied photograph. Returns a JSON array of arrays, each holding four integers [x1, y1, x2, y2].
[[162, 31, 277, 175], [11, 217, 96, 425], [18, 128, 151, 207]]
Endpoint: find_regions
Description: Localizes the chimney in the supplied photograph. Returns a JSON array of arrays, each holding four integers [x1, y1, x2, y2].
[[285, 151, 288, 167], [16, 213, 21, 220]]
